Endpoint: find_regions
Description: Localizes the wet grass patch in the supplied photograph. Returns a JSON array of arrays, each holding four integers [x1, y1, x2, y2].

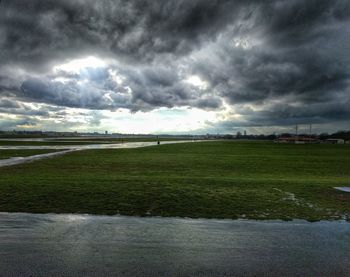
[[0, 149, 61, 160]]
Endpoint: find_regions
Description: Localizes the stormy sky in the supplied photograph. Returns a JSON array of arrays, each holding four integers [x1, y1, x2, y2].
[[0, 0, 349, 134]]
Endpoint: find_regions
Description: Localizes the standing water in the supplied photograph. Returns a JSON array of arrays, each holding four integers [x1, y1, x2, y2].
[[0, 213, 349, 276]]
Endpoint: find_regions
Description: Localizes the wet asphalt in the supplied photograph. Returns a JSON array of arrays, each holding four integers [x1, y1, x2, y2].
[[0, 213, 349, 277]]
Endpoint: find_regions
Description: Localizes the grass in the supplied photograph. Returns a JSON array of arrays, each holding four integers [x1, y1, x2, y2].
[[0, 141, 349, 221], [0, 149, 61, 160]]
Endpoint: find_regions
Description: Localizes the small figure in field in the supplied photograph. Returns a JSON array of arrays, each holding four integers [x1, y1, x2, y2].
[[157, 141, 160, 145]]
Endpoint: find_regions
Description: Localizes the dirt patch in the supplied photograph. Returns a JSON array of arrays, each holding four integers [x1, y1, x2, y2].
[[335, 193, 350, 201]]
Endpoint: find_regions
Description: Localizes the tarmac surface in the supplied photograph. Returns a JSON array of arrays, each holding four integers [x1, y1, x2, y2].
[[0, 213, 349, 276]]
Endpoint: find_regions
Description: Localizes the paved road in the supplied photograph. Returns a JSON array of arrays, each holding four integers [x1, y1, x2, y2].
[[0, 213, 349, 276]]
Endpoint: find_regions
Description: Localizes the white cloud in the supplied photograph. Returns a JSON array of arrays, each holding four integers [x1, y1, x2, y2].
[[53, 56, 107, 74], [185, 75, 208, 90]]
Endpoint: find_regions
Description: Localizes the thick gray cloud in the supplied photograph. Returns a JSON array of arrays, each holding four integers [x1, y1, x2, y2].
[[0, 117, 38, 130], [0, 0, 350, 131], [0, 0, 243, 69], [17, 64, 221, 111]]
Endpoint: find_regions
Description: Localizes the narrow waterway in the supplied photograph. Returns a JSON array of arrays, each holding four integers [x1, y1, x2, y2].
[[0, 213, 349, 276]]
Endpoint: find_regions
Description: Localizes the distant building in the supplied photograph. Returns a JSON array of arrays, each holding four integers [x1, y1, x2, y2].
[[324, 139, 345, 144], [275, 136, 320, 144]]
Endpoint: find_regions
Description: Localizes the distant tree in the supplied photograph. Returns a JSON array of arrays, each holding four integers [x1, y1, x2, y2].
[[280, 133, 292, 138]]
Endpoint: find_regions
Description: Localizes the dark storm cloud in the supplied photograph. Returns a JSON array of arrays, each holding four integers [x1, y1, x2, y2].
[[195, 45, 350, 105], [190, 0, 350, 127], [0, 98, 20, 109], [0, 0, 350, 129], [0, 117, 38, 130], [0, 97, 49, 116], [19, 77, 127, 110], [0, 0, 243, 69], [125, 66, 222, 111], [17, 64, 221, 112], [254, 101, 350, 126]]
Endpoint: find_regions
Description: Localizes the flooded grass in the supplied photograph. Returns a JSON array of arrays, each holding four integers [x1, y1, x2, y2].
[[0, 149, 61, 160], [0, 137, 194, 146], [0, 140, 111, 146], [0, 141, 349, 221]]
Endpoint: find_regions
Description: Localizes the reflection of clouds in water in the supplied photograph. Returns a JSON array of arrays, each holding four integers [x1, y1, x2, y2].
[[334, 187, 350, 193], [0, 213, 350, 275], [0, 140, 197, 167], [62, 214, 90, 223], [0, 149, 77, 167]]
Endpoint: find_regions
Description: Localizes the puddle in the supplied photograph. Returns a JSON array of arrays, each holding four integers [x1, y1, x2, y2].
[[0, 140, 194, 150], [0, 140, 197, 167], [334, 187, 350, 193], [0, 212, 349, 276], [0, 149, 78, 167]]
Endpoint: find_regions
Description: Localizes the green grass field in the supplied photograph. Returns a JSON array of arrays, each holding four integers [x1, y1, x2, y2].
[[0, 141, 349, 221], [0, 149, 61, 160]]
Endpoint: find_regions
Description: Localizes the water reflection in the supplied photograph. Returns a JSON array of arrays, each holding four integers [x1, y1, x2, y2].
[[0, 140, 192, 150], [0, 212, 349, 276], [334, 187, 350, 193], [0, 149, 77, 167], [0, 140, 195, 167]]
